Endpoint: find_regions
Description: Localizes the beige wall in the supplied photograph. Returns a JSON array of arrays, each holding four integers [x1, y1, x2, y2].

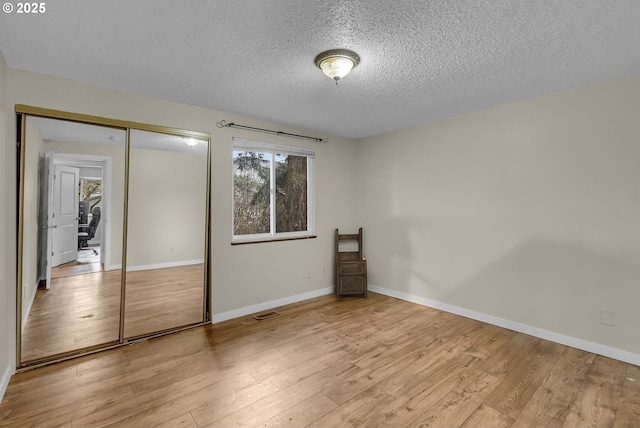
[[42, 140, 208, 270], [127, 147, 207, 267], [0, 51, 12, 394], [5, 68, 360, 326], [21, 117, 45, 318], [357, 74, 640, 356]]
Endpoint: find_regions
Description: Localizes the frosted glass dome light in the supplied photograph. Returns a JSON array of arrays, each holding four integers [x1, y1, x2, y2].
[[314, 49, 360, 84]]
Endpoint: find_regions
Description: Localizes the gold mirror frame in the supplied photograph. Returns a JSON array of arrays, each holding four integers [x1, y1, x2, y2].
[[15, 105, 212, 369]]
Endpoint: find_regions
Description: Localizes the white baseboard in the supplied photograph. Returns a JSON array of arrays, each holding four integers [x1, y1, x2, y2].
[[127, 259, 205, 272], [0, 365, 11, 405], [106, 259, 204, 272], [369, 284, 640, 367], [212, 287, 334, 323]]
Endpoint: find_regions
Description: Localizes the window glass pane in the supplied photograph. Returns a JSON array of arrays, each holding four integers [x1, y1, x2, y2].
[[233, 151, 271, 235], [276, 154, 308, 233]]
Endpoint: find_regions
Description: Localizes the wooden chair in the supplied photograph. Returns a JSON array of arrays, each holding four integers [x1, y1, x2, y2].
[[335, 227, 367, 299]]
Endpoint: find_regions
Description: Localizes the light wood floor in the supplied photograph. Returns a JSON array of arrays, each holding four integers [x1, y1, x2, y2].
[[21, 264, 205, 362], [51, 248, 102, 279], [4, 292, 640, 427]]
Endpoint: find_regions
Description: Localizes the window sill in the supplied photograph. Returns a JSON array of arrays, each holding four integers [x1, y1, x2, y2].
[[231, 235, 317, 245]]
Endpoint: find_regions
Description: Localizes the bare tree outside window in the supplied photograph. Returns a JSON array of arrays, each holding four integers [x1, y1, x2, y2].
[[79, 179, 102, 209], [233, 151, 270, 235], [276, 154, 307, 233]]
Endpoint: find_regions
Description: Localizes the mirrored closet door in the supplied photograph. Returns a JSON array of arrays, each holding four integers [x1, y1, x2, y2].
[[19, 115, 126, 363], [17, 107, 211, 368], [123, 129, 208, 339]]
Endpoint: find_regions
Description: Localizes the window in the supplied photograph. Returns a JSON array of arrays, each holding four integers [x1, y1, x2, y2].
[[79, 178, 102, 209], [232, 138, 315, 242]]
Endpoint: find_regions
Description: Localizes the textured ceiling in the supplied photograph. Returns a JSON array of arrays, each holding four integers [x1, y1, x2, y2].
[[1, 1, 639, 139]]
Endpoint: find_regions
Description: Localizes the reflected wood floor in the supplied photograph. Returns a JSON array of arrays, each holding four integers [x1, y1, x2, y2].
[[51, 248, 102, 279], [21, 264, 205, 362], [51, 261, 103, 278], [4, 292, 640, 427]]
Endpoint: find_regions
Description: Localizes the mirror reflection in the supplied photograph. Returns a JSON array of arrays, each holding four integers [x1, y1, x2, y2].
[[20, 116, 125, 362], [19, 112, 211, 366], [123, 129, 208, 338]]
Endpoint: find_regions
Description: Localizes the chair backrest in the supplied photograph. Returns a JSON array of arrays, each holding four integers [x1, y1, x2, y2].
[[335, 227, 363, 262], [79, 200, 90, 224], [88, 206, 101, 239]]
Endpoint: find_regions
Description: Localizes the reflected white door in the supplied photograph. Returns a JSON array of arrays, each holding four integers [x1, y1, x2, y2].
[[44, 154, 53, 288], [52, 165, 79, 267]]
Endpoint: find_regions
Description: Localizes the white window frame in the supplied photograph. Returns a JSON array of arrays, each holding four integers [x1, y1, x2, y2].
[[232, 138, 315, 243]]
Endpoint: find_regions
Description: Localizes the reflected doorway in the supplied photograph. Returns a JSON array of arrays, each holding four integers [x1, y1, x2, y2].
[[51, 166, 104, 279]]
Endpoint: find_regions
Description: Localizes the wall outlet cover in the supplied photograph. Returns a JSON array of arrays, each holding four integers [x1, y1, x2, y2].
[[600, 309, 615, 327]]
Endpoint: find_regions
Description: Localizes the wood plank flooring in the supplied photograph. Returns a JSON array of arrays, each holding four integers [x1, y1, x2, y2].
[[4, 292, 640, 427], [21, 264, 205, 362], [51, 248, 102, 279], [51, 261, 103, 278]]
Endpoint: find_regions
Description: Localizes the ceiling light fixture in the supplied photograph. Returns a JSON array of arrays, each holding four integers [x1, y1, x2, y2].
[[183, 137, 199, 146], [314, 49, 360, 84]]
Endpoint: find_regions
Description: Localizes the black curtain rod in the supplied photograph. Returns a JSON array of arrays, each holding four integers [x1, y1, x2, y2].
[[216, 120, 328, 143]]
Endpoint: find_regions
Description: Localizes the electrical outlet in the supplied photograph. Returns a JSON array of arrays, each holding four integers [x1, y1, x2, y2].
[[321, 267, 327, 276], [601, 309, 615, 327]]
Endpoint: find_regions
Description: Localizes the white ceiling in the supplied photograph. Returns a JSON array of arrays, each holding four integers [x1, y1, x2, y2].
[[2, 1, 639, 139]]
